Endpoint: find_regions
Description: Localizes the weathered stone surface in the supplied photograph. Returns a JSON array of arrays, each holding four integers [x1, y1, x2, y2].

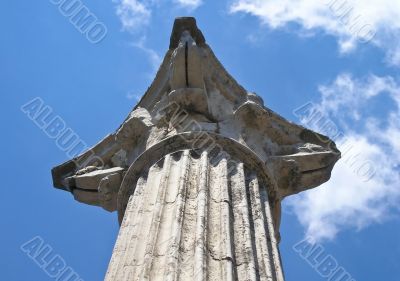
[[67, 167, 124, 211], [51, 17, 340, 281], [105, 150, 284, 281]]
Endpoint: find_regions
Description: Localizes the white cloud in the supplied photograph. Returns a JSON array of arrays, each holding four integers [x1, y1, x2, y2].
[[113, 0, 152, 32], [173, 0, 202, 10], [111, 1, 164, 99], [122, 37, 162, 101], [113, 0, 202, 33], [317, 73, 400, 123], [387, 47, 400, 68], [230, 0, 400, 65], [131, 36, 162, 76], [111, 0, 203, 100], [288, 73, 400, 241]]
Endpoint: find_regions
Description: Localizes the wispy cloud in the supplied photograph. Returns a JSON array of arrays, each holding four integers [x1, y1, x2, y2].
[[111, 0, 202, 99], [113, 0, 203, 33], [112, 1, 164, 100], [126, 91, 142, 102], [113, 0, 151, 32], [173, 0, 203, 10], [229, 0, 400, 66], [131, 36, 162, 76], [288, 73, 400, 241]]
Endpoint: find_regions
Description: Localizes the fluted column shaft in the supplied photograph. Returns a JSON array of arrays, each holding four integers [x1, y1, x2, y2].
[[105, 148, 284, 281]]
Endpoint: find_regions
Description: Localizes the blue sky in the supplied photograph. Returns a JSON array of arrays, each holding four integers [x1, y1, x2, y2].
[[1, 0, 400, 280]]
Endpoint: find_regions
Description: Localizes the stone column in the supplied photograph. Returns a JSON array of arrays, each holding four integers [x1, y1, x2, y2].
[[105, 133, 285, 281], [51, 17, 340, 281]]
